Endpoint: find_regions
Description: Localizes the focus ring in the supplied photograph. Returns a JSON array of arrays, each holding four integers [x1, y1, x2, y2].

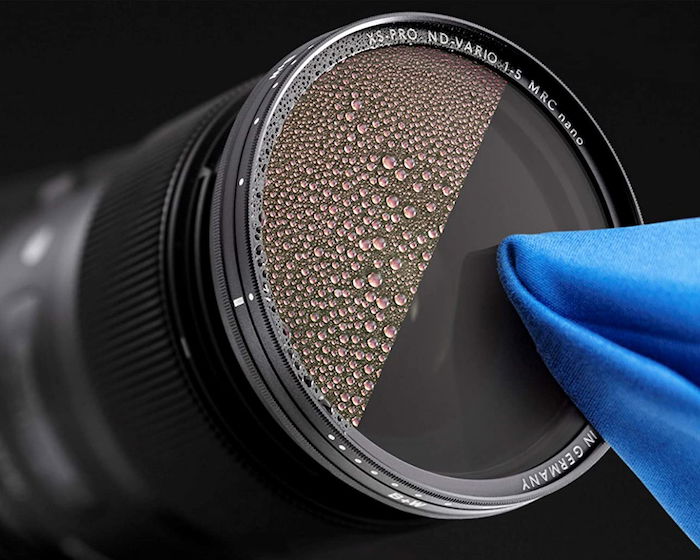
[[78, 87, 251, 498]]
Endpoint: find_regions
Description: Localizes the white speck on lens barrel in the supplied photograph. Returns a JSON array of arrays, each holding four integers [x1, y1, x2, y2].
[[261, 46, 505, 424]]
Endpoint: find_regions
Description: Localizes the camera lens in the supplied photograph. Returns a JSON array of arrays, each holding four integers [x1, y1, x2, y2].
[[0, 11, 642, 557]]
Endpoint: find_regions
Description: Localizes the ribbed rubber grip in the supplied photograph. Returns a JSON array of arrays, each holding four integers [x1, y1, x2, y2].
[[77, 85, 255, 515], [80, 97, 225, 443]]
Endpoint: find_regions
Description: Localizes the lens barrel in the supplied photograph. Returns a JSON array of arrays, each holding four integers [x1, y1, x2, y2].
[[0, 12, 642, 559]]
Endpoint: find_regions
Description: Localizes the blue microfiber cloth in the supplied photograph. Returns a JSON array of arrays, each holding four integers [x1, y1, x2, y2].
[[497, 218, 700, 547]]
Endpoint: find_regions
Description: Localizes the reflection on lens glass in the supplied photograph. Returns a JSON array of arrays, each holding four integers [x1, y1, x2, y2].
[[262, 45, 608, 480]]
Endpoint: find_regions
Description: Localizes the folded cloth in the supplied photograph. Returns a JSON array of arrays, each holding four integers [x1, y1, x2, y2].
[[497, 218, 700, 547]]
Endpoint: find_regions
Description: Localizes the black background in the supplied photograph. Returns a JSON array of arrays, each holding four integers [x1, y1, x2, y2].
[[0, 2, 698, 559]]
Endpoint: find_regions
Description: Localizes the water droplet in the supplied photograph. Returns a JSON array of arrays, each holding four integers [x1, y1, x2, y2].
[[403, 206, 416, 219], [381, 155, 397, 170], [372, 237, 386, 250], [367, 272, 382, 287]]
